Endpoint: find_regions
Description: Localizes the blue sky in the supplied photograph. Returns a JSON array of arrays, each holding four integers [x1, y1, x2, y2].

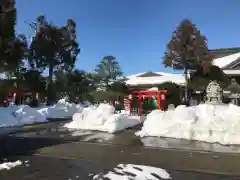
[[16, 0, 240, 75]]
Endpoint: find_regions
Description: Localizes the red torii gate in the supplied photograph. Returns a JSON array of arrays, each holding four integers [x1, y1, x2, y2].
[[128, 89, 168, 116]]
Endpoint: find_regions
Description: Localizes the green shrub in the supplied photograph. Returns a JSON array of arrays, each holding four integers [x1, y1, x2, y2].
[[158, 82, 182, 108]]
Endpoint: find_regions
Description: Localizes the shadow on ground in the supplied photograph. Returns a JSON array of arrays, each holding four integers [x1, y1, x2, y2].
[[0, 120, 72, 158], [0, 136, 67, 158]]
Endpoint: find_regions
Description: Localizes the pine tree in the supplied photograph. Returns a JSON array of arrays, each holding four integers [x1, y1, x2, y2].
[[28, 16, 80, 104], [95, 56, 123, 88]]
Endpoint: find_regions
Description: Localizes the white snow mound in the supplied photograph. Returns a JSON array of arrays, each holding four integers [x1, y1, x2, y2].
[[37, 98, 84, 119], [38, 103, 83, 119], [14, 105, 47, 125], [64, 103, 140, 133], [0, 105, 47, 128], [0, 98, 84, 129], [135, 103, 240, 145]]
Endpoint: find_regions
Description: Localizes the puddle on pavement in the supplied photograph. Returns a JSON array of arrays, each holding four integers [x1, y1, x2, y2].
[[10, 122, 240, 154], [70, 130, 116, 143], [12, 126, 117, 144]]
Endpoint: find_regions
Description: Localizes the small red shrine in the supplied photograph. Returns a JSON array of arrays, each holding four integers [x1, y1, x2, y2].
[[127, 89, 168, 116], [4, 84, 32, 104]]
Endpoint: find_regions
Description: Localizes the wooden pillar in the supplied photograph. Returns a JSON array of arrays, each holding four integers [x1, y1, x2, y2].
[[157, 93, 161, 109], [129, 100, 132, 116], [138, 95, 142, 117], [128, 94, 132, 116]]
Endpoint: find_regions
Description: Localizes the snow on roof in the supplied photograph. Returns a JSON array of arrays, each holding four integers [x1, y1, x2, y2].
[[126, 72, 145, 79], [212, 52, 240, 68], [126, 72, 178, 79], [125, 72, 186, 86]]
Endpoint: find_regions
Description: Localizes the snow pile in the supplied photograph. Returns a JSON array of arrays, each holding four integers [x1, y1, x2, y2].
[[14, 105, 47, 125], [136, 103, 240, 145], [0, 106, 22, 127], [37, 98, 83, 119], [0, 98, 84, 128], [0, 160, 23, 171], [0, 105, 47, 128], [92, 164, 171, 179], [64, 103, 140, 133]]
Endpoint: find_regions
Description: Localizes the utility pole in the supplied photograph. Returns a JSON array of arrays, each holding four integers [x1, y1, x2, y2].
[[183, 53, 189, 105]]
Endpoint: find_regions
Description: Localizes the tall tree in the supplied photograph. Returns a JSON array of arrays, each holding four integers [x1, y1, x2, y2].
[[95, 56, 123, 88], [67, 70, 95, 100], [0, 0, 17, 71], [9, 34, 28, 104], [54, 69, 96, 101], [22, 69, 47, 94], [108, 79, 128, 94], [163, 19, 213, 103], [1, 1, 28, 104], [28, 16, 80, 104]]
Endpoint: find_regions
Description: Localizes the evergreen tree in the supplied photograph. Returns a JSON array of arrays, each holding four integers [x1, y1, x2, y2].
[[54, 69, 95, 101], [22, 69, 47, 95], [1, 1, 29, 104], [28, 16, 80, 104], [9, 34, 28, 104], [163, 19, 213, 102], [0, 0, 17, 71], [95, 55, 123, 88]]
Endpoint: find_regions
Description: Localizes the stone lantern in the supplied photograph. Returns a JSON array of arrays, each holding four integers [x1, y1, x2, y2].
[[223, 78, 240, 105]]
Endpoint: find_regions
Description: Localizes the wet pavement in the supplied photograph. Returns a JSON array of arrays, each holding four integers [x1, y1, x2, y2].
[[1, 121, 240, 179], [0, 155, 240, 180], [10, 120, 240, 154]]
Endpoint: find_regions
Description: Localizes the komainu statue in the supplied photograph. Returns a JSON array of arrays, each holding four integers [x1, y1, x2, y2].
[[205, 81, 223, 104]]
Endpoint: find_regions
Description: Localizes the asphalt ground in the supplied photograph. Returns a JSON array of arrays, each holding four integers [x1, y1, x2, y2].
[[0, 120, 240, 179], [1, 155, 239, 180]]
